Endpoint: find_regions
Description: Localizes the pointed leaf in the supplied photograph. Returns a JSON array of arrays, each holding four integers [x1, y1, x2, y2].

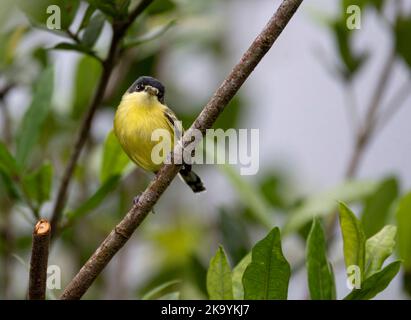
[[396, 192, 411, 270], [142, 280, 180, 300], [79, 4, 95, 30], [361, 177, 398, 238], [206, 246, 233, 300], [124, 20, 176, 48], [306, 218, 336, 300], [365, 225, 397, 278], [344, 261, 401, 300], [395, 16, 411, 69], [242, 227, 290, 300], [284, 180, 378, 234], [51, 42, 99, 60], [86, 0, 116, 17], [0, 141, 20, 177], [100, 131, 130, 182], [339, 202, 366, 274], [72, 55, 102, 119], [16, 66, 53, 166], [158, 292, 180, 300], [81, 11, 105, 48], [17, 0, 79, 29], [65, 175, 121, 221], [219, 209, 250, 265], [22, 162, 53, 206], [232, 254, 251, 300]]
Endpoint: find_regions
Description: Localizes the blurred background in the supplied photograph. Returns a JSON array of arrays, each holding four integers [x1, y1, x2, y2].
[[0, 0, 410, 299]]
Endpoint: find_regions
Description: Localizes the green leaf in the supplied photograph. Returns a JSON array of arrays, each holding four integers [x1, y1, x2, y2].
[[81, 12, 105, 48], [364, 225, 397, 279], [396, 192, 411, 270], [259, 173, 289, 210], [115, 0, 131, 16], [86, 0, 122, 19], [146, 0, 176, 15], [72, 55, 102, 119], [242, 227, 290, 300], [60, 0, 80, 29], [65, 175, 121, 221], [284, 180, 378, 234], [0, 26, 26, 67], [395, 16, 411, 69], [331, 18, 367, 80], [0, 141, 20, 177], [219, 209, 250, 265], [0, 170, 20, 200], [339, 202, 366, 275], [79, 4, 95, 30], [306, 218, 336, 300], [124, 20, 176, 48], [344, 261, 401, 300], [142, 279, 180, 300], [51, 42, 99, 60], [361, 177, 398, 238], [157, 292, 180, 300], [15, 66, 54, 167], [100, 131, 130, 183], [206, 246, 233, 300], [232, 254, 251, 300], [18, 0, 79, 29], [22, 163, 53, 206], [220, 164, 272, 229]]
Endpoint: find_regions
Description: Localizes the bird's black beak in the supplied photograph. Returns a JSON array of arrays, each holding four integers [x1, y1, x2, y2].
[[144, 85, 159, 96]]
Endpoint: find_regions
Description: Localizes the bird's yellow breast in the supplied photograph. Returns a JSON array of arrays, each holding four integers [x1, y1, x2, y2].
[[113, 92, 174, 172]]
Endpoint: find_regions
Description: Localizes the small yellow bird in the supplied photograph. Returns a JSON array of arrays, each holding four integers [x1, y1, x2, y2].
[[114, 76, 205, 193]]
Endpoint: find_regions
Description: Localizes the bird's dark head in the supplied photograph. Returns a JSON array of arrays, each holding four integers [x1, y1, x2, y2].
[[127, 76, 165, 104]]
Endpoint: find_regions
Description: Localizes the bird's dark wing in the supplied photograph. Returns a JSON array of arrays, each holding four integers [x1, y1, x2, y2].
[[164, 107, 183, 139]]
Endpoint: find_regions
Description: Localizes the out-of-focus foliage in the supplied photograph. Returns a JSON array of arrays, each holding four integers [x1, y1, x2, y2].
[[339, 202, 366, 276], [306, 219, 336, 300], [361, 177, 398, 238], [0, 0, 410, 300], [344, 261, 401, 300], [206, 246, 233, 300]]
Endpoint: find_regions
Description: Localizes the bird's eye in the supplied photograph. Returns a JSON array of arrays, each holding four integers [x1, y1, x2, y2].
[[137, 84, 144, 90]]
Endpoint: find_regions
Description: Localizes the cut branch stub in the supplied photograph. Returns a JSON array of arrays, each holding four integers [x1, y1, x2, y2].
[[28, 219, 51, 300]]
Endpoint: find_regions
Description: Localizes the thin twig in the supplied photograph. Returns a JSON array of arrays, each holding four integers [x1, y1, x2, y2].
[[60, 0, 304, 300], [28, 219, 51, 300], [49, 0, 155, 235], [343, 82, 359, 137], [345, 51, 396, 178], [377, 80, 411, 132]]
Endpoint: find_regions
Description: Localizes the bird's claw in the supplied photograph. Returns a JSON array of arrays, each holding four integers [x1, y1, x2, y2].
[[133, 195, 140, 205]]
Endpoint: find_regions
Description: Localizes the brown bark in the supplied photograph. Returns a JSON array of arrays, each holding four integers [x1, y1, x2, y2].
[[28, 219, 51, 300]]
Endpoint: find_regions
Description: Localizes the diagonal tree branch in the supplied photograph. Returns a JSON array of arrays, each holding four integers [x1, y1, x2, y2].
[[49, 0, 155, 235], [60, 0, 304, 300]]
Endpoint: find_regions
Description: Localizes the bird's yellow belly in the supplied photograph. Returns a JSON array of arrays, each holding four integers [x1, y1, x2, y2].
[[114, 102, 174, 172]]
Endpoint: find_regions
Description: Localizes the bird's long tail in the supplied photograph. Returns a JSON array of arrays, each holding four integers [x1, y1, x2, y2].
[[179, 164, 205, 193]]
